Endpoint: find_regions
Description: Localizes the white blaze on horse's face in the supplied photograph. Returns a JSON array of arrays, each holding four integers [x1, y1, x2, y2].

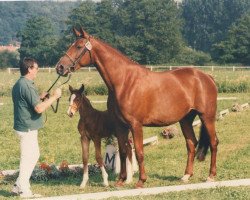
[[67, 94, 77, 117]]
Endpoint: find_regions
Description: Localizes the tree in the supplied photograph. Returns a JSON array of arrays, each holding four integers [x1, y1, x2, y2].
[[182, 0, 250, 53], [212, 14, 250, 65], [18, 16, 59, 66], [0, 1, 78, 45], [114, 0, 183, 64], [65, 0, 184, 65]]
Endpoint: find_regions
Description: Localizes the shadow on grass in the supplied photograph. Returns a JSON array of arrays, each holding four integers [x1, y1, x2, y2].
[[150, 174, 180, 182], [0, 190, 13, 198]]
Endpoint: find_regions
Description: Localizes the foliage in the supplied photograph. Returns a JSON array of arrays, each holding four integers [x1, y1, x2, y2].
[[181, 0, 250, 53], [18, 16, 59, 66], [64, 0, 184, 65], [0, 1, 78, 45], [173, 47, 212, 65], [0, 50, 19, 68], [212, 14, 250, 65]]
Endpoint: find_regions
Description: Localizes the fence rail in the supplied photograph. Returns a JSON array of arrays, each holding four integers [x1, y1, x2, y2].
[[5, 65, 250, 74]]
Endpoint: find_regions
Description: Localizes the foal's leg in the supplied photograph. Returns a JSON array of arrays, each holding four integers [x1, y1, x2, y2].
[[200, 115, 218, 182], [93, 139, 109, 187], [130, 122, 146, 188], [80, 135, 90, 188], [179, 112, 198, 182]]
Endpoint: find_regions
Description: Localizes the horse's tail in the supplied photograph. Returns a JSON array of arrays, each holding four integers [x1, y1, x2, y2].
[[196, 124, 210, 161]]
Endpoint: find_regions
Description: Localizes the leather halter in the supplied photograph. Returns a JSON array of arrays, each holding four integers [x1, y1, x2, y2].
[[63, 40, 92, 72]]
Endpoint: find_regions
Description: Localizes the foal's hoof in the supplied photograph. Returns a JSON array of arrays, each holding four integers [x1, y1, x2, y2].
[[206, 176, 215, 182], [115, 179, 125, 187], [181, 174, 191, 182], [135, 180, 144, 188]]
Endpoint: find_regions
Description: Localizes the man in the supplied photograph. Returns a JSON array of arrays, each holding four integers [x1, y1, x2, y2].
[[11, 57, 61, 198]]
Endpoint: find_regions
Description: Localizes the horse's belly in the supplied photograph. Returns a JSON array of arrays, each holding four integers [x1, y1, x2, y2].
[[140, 103, 191, 126]]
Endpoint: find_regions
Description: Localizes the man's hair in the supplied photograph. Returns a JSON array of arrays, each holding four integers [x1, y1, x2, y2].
[[20, 57, 38, 76]]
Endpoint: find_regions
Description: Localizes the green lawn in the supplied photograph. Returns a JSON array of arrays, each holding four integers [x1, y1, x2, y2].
[[0, 69, 249, 199]]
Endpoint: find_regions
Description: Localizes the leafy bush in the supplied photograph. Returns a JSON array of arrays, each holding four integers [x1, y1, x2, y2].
[[85, 84, 108, 95], [216, 81, 249, 93], [0, 50, 19, 68], [173, 47, 212, 66]]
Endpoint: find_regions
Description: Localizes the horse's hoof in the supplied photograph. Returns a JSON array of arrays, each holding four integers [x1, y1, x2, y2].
[[181, 174, 191, 182], [206, 176, 215, 182], [115, 180, 125, 187], [135, 181, 144, 188]]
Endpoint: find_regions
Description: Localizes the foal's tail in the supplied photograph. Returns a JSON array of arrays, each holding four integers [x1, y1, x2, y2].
[[196, 124, 210, 161]]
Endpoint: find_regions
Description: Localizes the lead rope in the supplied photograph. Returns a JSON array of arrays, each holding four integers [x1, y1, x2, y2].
[[43, 73, 72, 123]]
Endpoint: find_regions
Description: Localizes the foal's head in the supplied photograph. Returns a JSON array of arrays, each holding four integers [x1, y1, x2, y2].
[[67, 84, 85, 117]]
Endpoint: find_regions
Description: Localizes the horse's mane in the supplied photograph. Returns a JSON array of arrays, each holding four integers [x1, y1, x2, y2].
[[92, 36, 139, 65]]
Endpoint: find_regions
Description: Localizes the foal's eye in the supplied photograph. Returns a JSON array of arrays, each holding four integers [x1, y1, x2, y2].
[[77, 45, 82, 49]]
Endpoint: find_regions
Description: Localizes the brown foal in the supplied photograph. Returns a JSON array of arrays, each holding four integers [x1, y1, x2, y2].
[[67, 84, 132, 188]]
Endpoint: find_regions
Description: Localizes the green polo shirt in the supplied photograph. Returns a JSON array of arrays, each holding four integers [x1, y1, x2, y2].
[[12, 76, 43, 132]]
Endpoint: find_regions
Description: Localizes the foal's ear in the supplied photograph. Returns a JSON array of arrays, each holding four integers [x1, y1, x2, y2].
[[79, 84, 85, 94], [69, 85, 74, 93], [73, 27, 82, 38], [80, 27, 89, 39]]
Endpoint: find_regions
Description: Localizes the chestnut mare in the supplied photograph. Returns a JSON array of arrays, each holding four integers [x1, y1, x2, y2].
[[56, 28, 218, 188], [67, 84, 133, 188]]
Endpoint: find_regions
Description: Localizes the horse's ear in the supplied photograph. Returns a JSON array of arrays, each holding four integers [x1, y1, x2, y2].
[[73, 27, 82, 37], [80, 27, 89, 39], [69, 85, 73, 93], [79, 84, 85, 94]]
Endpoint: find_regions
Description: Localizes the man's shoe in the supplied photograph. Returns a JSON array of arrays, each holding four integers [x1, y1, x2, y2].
[[11, 184, 22, 195]]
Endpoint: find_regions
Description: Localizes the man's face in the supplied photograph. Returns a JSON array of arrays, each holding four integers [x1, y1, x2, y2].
[[28, 63, 39, 79]]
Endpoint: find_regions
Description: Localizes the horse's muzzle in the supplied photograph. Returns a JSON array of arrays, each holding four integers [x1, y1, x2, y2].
[[56, 64, 68, 77]]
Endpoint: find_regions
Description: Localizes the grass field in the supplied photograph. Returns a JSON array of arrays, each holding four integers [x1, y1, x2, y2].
[[0, 69, 250, 199]]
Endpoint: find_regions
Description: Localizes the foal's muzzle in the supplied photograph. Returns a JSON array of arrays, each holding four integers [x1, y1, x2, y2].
[[67, 111, 74, 118]]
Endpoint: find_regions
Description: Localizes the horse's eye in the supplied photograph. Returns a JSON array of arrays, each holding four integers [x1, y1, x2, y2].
[[77, 45, 82, 49]]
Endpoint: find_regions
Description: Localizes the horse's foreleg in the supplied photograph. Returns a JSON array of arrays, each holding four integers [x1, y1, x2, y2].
[[80, 135, 90, 188], [180, 115, 197, 182], [94, 140, 108, 187], [131, 123, 146, 188], [115, 128, 132, 186]]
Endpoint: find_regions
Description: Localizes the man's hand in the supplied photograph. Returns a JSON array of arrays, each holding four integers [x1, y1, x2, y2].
[[40, 92, 49, 101], [53, 88, 62, 99]]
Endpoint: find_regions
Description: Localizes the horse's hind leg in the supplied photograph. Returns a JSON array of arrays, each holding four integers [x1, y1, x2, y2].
[[93, 139, 109, 187], [179, 111, 198, 182], [199, 115, 218, 182], [80, 134, 90, 188]]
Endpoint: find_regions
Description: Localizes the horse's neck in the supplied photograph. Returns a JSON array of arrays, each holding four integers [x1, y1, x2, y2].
[[92, 39, 146, 91], [79, 98, 95, 119]]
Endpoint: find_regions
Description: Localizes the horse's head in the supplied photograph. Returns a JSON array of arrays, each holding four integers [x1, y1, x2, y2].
[[56, 28, 93, 76], [67, 84, 85, 117]]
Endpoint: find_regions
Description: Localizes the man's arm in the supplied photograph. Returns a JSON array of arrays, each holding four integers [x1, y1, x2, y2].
[[35, 88, 61, 113]]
